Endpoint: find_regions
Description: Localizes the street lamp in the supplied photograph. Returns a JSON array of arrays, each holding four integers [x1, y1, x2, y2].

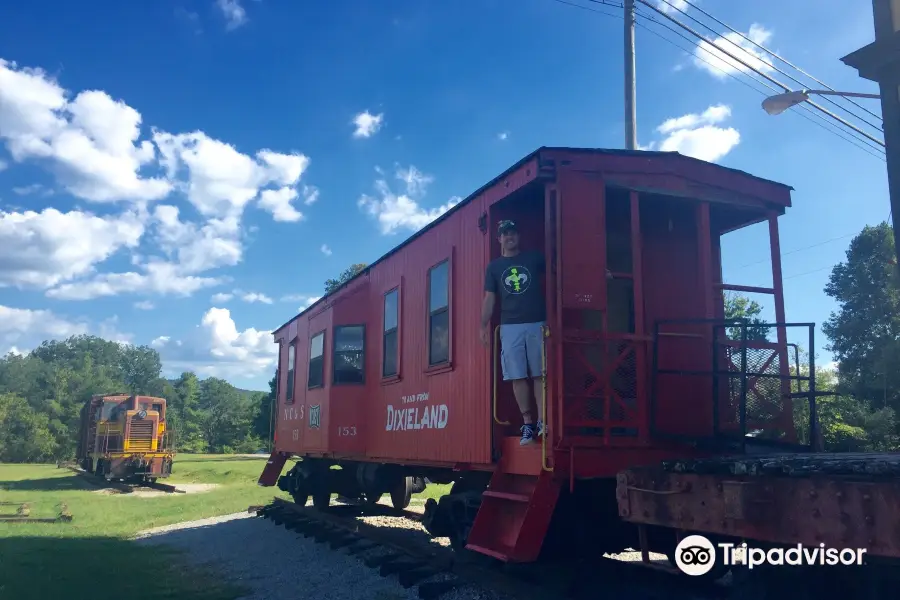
[[762, 89, 881, 116]]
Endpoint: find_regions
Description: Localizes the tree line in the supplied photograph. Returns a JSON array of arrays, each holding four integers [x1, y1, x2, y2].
[[0, 335, 278, 462], [1, 222, 899, 462]]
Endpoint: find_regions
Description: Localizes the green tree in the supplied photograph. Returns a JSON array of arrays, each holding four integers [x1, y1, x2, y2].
[[198, 377, 259, 453], [324, 263, 367, 295], [119, 345, 163, 394], [0, 393, 57, 462], [251, 375, 277, 451], [723, 292, 770, 341], [822, 222, 900, 413], [172, 372, 205, 452]]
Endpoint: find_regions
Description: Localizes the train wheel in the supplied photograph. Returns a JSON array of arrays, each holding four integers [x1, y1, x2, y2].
[[292, 492, 310, 507], [390, 476, 413, 511], [365, 492, 383, 506], [312, 490, 330, 511]]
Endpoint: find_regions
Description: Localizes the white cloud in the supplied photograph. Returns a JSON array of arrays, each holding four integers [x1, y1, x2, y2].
[[300, 296, 321, 311], [45, 262, 228, 300], [211, 289, 272, 304], [134, 300, 155, 310], [352, 111, 384, 138], [693, 24, 775, 80], [153, 307, 276, 378], [97, 315, 133, 344], [0, 60, 173, 204], [0, 305, 87, 344], [320, 244, 332, 256], [11, 183, 51, 196], [358, 164, 461, 235], [258, 187, 303, 222], [237, 290, 273, 304], [281, 293, 321, 309], [649, 104, 740, 163], [302, 185, 319, 205], [0, 57, 318, 302], [657, 0, 689, 14], [153, 130, 310, 220], [153, 204, 242, 273], [0, 304, 133, 355], [216, 0, 247, 30], [0, 159, 7, 171], [0, 208, 145, 289], [497, 131, 509, 141]]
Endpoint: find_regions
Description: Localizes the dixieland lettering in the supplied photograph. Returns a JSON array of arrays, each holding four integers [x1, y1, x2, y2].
[[385, 403, 448, 431]]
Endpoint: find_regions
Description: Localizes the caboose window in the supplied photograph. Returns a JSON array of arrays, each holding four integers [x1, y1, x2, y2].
[[428, 260, 450, 366], [308, 331, 325, 389], [333, 325, 365, 385], [286, 341, 296, 401], [383, 288, 399, 377]]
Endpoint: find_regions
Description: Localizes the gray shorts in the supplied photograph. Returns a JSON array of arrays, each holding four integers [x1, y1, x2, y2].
[[500, 321, 545, 380]]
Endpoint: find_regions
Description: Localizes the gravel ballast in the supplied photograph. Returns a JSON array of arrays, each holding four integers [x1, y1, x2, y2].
[[135, 512, 425, 600]]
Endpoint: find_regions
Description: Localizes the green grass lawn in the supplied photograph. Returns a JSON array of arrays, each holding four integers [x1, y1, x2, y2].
[[0, 455, 450, 600]]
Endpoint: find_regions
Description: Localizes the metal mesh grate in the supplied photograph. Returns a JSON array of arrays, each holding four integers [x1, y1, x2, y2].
[[128, 419, 154, 451], [720, 343, 793, 441], [561, 334, 641, 438]]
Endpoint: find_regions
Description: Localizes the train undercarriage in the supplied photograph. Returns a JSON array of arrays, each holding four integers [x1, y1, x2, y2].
[[275, 456, 673, 566], [82, 454, 173, 483]]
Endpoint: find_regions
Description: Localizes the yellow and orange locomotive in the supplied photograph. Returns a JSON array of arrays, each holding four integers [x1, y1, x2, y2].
[[76, 394, 175, 482]]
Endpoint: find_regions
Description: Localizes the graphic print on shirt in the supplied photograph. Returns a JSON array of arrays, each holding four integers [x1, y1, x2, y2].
[[501, 265, 531, 295]]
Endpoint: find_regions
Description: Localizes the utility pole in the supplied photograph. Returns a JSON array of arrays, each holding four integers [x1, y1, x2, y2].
[[624, 0, 637, 150], [842, 0, 900, 268]]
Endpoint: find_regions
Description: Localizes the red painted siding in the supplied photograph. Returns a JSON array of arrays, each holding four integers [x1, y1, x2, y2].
[[270, 148, 795, 472]]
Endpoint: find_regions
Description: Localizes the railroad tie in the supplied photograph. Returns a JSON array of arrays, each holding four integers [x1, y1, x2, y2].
[[417, 580, 461, 600]]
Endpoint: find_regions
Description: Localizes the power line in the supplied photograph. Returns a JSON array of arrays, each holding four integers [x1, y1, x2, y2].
[[547, 0, 885, 285], [733, 233, 857, 270], [633, 0, 886, 149], [547, 0, 885, 160], [660, 0, 883, 131], [631, 6, 886, 159], [654, 0, 883, 134], [678, 0, 883, 125], [551, 0, 621, 19]]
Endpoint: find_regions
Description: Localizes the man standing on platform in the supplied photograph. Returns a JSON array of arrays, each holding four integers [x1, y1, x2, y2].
[[480, 220, 547, 446]]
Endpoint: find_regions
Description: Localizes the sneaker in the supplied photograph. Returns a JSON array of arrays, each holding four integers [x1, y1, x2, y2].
[[519, 424, 536, 446], [536, 420, 545, 437]]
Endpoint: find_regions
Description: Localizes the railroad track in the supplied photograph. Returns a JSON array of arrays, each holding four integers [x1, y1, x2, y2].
[[254, 497, 731, 600], [61, 464, 184, 494]]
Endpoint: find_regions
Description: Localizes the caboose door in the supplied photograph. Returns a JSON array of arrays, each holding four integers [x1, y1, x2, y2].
[[546, 175, 647, 451]]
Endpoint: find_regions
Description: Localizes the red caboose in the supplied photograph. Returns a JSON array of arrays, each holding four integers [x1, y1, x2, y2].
[[259, 147, 813, 564]]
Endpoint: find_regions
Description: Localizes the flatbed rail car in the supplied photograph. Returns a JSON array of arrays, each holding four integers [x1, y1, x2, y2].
[[76, 393, 175, 482], [258, 146, 815, 567]]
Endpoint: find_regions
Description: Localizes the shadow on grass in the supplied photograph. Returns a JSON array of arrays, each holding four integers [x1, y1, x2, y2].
[[0, 535, 246, 600], [0, 476, 97, 493], [174, 455, 270, 463]]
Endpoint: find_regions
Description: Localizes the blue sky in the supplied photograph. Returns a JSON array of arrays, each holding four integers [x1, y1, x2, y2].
[[0, 0, 885, 390]]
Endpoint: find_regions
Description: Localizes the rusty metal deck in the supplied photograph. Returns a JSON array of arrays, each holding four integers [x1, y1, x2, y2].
[[657, 452, 900, 479], [617, 452, 900, 560]]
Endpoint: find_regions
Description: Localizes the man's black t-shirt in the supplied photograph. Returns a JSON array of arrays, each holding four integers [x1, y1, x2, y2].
[[484, 250, 546, 324]]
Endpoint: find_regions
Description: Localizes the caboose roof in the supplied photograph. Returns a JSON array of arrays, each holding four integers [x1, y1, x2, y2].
[[274, 146, 793, 337]]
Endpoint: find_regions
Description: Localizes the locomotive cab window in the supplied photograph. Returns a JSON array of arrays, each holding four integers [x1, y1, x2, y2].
[[334, 325, 365, 385], [383, 288, 399, 378], [308, 332, 325, 389], [286, 340, 296, 402], [428, 260, 450, 366]]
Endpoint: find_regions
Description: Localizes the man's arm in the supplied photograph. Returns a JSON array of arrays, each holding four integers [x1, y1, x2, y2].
[[481, 291, 496, 329], [481, 265, 497, 344]]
